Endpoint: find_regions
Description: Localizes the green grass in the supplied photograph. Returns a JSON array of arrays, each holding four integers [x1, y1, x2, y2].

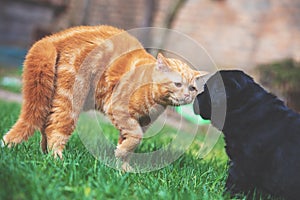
[[0, 99, 252, 200]]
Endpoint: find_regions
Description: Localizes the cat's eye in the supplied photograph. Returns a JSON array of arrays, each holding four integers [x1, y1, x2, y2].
[[174, 82, 182, 87], [189, 85, 197, 91]]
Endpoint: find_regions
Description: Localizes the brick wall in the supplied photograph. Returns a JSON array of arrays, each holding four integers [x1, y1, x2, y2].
[[1, 0, 299, 71], [172, 0, 300, 72], [0, 1, 54, 47], [54, 0, 158, 29]]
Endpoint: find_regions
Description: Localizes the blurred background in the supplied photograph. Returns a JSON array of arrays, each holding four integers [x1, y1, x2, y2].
[[0, 0, 299, 111]]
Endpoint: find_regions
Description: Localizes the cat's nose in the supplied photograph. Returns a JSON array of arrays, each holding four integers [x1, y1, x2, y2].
[[184, 94, 190, 100]]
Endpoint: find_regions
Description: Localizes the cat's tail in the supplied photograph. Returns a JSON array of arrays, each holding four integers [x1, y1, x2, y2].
[[2, 39, 57, 146]]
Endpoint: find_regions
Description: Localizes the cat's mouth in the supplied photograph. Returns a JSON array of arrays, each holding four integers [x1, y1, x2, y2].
[[171, 96, 192, 106]]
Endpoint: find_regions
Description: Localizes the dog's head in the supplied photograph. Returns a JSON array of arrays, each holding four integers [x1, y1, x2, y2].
[[193, 70, 256, 128]]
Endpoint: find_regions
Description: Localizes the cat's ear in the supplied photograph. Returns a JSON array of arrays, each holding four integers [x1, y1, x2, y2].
[[194, 70, 209, 80], [194, 71, 209, 92], [157, 53, 167, 62], [156, 53, 172, 72]]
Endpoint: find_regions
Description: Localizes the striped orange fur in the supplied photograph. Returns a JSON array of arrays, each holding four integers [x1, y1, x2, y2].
[[2, 25, 207, 170]]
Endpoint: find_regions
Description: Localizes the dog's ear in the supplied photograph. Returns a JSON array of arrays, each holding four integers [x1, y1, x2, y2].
[[225, 71, 254, 92], [227, 78, 242, 91], [223, 73, 250, 98]]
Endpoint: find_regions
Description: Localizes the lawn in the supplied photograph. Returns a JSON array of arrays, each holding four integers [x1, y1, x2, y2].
[[0, 99, 243, 200]]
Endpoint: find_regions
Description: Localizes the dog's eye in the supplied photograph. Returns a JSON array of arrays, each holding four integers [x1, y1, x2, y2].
[[174, 82, 182, 87]]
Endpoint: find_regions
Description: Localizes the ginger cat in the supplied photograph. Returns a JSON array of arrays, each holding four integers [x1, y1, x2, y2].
[[2, 25, 207, 170]]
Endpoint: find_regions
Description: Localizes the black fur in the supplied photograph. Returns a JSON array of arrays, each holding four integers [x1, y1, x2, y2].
[[193, 70, 300, 200]]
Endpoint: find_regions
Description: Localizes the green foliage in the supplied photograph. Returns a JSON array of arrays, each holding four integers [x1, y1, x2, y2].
[[258, 58, 300, 88], [257, 58, 300, 111]]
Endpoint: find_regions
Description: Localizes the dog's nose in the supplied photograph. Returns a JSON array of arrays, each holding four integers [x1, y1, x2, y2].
[[193, 96, 200, 114]]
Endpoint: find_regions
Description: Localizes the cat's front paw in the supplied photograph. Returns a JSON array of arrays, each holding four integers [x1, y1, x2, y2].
[[121, 162, 133, 172], [115, 148, 134, 172], [115, 147, 128, 159]]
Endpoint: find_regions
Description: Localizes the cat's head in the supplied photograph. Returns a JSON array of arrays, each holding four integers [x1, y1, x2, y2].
[[153, 53, 208, 106]]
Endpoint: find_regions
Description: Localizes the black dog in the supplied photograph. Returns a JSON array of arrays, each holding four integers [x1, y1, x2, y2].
[[193, 70, 300, 199]]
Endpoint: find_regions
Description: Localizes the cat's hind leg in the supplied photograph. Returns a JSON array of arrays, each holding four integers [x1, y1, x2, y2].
[[43, 63, 92, 158], [2, 40, 57, 147], [40, 126, 48, 153], [43, 87, 77, 159]]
